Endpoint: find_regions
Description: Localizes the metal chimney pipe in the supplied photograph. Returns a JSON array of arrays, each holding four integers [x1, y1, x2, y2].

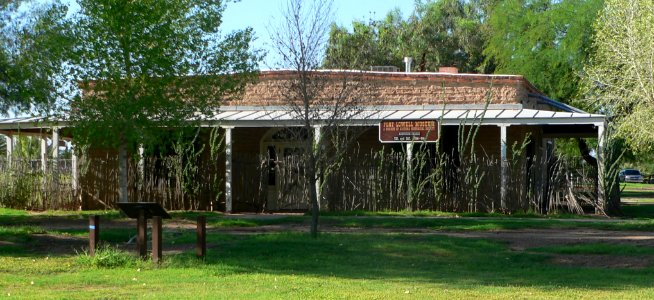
[[403, 57, 413, 73]]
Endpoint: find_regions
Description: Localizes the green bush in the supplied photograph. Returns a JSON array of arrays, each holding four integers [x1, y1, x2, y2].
[[0, 172, 40, 208], [76, 245, 144, 269]]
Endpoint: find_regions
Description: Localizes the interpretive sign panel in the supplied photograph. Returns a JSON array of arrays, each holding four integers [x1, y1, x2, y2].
[[379, 120, 438, 143], [117, 202, 171, 219]]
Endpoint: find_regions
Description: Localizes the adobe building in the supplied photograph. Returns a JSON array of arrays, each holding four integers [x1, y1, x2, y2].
[[0, 68, 606, 213]]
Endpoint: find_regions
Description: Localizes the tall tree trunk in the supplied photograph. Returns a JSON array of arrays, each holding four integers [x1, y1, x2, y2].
[[576, 138, 597, 167], [118, 138, 129, 203], [308, 153, 319, 238]]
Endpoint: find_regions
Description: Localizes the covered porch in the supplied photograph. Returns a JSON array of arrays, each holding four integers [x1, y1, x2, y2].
[[0, 103, 606, 213], [209, 104, 606, 213]]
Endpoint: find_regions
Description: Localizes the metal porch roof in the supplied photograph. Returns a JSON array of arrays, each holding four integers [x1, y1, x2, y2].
[[204, 105, 605, 127], [0, 105, 605, 130]]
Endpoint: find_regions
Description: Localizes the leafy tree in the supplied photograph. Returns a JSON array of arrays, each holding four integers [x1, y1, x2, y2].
[[583, 0, 654, 152], [13, 136, 40, 159], [324, 0, 487, 73], [68, 0, 259, 203], [0, 1, 71, 116], [484, 0, 603, 103], [406, 0, 487, 72]]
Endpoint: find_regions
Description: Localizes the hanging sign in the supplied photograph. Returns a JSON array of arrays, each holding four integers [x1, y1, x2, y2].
[[379, 120, 438, 143]]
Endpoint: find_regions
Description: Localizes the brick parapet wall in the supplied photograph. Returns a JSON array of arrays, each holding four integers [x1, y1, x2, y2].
[[224, 70, 534, 107]]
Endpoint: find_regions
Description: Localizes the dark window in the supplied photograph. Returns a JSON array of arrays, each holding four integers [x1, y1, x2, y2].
[[271, 128, 309, 141]]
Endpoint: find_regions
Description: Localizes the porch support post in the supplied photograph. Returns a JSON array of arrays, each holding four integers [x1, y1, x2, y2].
[[72, 144, 79, 191], [51, 127, 59, 171], [138, 144, 145, 191], [406, 143, 413, 209], [5, 134, 12, 164], [499, 124, 509, 211], [540, 138, 551, 214], [597, 122, 606, 212], [40, 137, 47, 173], [313, 125, 322, 208], [223, 126, 233, 213]]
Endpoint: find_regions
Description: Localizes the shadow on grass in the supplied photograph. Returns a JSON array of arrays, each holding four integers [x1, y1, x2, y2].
[[621, 204, 654, 219], [163, 232, 654, 290], [2, 213, 654, 290], [320, 216, 654, 231], [169, 211, 306, 227], [0, 225, 136, 258], [530, 243, 654, 256], [622, 191, 654, 198], [318, 209, 590, 219], [0, 209, 123, 227]]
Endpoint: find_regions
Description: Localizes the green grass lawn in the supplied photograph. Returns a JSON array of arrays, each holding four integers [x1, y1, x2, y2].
[[531, 243, 654, 256], [5, 207, 654, 233], [3, 204, 654, 298], [2, 232, 654, 299], [161, 212, 654, 232], [620, 182, 654, 203]]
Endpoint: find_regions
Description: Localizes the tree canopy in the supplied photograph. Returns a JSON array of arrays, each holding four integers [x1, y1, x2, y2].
[[68, 0, 259, 149], [583, 0, 654, 152], [0, 1, 71, 116], [67, 0, 260, 202], [484, 0, 603, 103], [324, 0, 603, 104], [323, 0, 487, 73]]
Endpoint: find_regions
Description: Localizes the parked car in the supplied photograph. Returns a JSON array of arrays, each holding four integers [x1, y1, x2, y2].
[[619, 169, 644, 183]]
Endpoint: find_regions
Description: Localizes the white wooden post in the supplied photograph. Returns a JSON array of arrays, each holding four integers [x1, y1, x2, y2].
[[313, 125, 322, 208], [40, 137, 47, 173], [540, 137, 550, 213], [138, 144, 145, 181], [499, 124, 509, 211], [5, 135, 12, 165], [406, 143, 414, 208], [71, 144, 78, 191], [224, 126, 233, 213], [51, 127, 59, 171], [597, 122, 606, 211]]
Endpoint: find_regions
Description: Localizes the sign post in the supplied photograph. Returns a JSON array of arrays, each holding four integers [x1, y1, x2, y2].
[[117, 202, 171, 261], [379, 120, 438, 143], [152, 216, 162, 263], [379, 120, 438, 209], [88, 215, 100, 256], [137, 210, 147, 259], [197, 216, 206, 258]]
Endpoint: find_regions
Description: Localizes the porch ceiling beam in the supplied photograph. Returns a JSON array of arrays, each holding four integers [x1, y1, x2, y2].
[[542, 133, 598, 139], [0, 122, 67, 130], [0, 130, 73, 141]]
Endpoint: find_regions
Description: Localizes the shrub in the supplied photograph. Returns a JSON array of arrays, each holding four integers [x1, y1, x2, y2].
[[76, 245, 143, 269]]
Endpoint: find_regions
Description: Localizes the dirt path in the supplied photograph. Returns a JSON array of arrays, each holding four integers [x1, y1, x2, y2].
[[8, 215, 654, 268], [210, 224, 654, 248], [13, 214, 654, 250], [209, 225, 654, 269]]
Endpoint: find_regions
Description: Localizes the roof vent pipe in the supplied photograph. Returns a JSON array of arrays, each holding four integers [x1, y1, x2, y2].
[[403, 57, 413, 73]]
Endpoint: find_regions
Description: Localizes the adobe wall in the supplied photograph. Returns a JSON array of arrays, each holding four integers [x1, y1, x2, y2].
[[225, 71, 531, 107]]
